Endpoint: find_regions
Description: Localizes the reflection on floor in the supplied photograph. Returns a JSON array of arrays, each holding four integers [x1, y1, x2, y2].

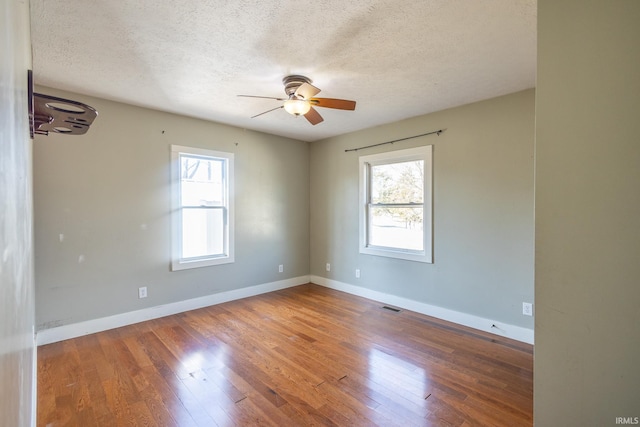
[[37, 283, 533, 426]]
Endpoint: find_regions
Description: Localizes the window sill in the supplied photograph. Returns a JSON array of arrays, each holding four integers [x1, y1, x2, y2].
[[360, 246, 432, 264], [171, 255, 234, 271]]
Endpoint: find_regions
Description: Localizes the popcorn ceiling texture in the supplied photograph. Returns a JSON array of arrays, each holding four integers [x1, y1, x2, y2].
[[30, 0, 536, 141]]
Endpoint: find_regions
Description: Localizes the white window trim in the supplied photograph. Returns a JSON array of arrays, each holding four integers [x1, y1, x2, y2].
[[171, 145, 234, 271], [358, 145, 433, 263]]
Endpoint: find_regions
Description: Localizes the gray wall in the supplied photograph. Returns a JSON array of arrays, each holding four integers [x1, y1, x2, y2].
[[34, 88, 310, 330], [535, 1, 640, 424], [0, 0, 36, 425], [310, 90, 535, 329]]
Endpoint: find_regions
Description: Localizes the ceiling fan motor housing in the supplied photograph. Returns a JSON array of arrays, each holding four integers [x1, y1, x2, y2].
[[283, 75, 312, 97]]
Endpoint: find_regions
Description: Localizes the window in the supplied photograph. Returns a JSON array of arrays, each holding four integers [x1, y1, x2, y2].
[[171, 145, 234, 270], [359, 145, 433, 263]]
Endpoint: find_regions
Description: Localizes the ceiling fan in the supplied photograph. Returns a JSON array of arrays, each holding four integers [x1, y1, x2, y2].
[[238, 75, 356, 125]]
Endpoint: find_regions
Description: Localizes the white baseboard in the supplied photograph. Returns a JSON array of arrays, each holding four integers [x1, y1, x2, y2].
[[36, 275, 534, 346], [310, 275, 534, 345], [36, 275, 310, 346]]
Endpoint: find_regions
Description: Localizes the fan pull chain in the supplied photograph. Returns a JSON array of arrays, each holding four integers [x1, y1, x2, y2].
[[344, 129, 445, 153]]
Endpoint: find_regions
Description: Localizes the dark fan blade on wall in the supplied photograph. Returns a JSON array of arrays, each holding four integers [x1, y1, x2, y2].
[[238, 75, 356, 126]]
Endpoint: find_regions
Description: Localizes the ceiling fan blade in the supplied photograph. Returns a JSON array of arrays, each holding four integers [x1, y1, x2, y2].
[[251, 105, 284, 118], [238, 95, 287, 101], [310, 98, 356, 110], [294, 83, 321, 100], [304, 106, 324, 125]]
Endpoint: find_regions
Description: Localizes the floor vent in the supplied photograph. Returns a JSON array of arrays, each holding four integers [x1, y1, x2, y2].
[[382, 306, 401, 312]]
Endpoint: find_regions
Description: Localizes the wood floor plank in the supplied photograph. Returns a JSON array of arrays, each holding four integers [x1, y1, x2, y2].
[[38, 283, 533, 426]]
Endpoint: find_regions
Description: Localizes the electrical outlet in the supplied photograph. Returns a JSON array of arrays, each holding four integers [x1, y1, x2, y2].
[[278, 264, 283, 273], [138, 286, 147, 299], [355, 269, 360, 278], [326, 263, 331, 272], [522, 302, 533, 316]]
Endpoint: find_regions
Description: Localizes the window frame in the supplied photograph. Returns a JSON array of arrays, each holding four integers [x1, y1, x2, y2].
[[170, 145, 234, 271], [358, 145, 433, 263]]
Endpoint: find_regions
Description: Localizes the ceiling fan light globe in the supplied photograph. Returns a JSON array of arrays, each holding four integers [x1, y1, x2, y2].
[[284, 99, 311, 116]]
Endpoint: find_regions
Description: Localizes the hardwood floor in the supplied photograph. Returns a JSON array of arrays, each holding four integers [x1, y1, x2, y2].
[[37, 284, 533, 426]]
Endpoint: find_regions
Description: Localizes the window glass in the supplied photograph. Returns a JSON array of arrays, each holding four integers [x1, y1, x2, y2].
[[359, 146, 433, 263], [171, 146, 234, 270], [181, 208, 225, 259], [369, 206, 424, 251], [180, 156, 224, 206], [370, 161, 424, 204]]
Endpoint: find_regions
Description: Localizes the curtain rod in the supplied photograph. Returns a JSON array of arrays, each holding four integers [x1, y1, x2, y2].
[[344, 129, 445, 153]]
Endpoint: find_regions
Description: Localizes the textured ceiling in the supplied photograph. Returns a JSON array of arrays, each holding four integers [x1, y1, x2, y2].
[[30, 0, 536, 142]]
